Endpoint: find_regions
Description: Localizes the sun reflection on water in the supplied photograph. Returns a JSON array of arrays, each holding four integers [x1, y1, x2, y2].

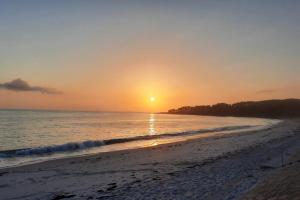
[[150, 141, 158, 146], [149, 113, 156, 135]]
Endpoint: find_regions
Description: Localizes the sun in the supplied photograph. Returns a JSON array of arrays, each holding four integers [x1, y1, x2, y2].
[[149, 96, 156, 102]]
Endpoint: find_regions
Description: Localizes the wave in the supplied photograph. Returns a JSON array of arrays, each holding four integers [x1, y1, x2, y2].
[[0, 125, 254, 158]]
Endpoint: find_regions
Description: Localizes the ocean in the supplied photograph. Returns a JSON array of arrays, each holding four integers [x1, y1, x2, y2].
[[0, 109, 278, 168]]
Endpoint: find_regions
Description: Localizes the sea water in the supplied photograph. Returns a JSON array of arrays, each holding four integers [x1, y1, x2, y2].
[[0, 109, 278, 168]]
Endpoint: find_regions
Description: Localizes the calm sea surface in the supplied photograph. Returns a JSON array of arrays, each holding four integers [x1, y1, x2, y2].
[[0, 110, 277, 168]]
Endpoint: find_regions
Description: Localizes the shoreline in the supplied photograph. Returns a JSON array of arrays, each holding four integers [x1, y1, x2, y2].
[[0, 118, 277, 170], [0, 119, 278, 171], [0, 119, 299, 200]]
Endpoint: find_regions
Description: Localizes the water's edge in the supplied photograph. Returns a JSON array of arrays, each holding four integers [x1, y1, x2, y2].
[[0, 125, 254, 158]]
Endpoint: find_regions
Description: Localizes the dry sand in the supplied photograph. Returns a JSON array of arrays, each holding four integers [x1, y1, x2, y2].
[[242, 149, 300, 200], [0, 120, 299, 200]]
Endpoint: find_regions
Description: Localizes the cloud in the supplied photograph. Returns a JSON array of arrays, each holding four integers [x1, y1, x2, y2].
[[0, 78, 62, 95], [257, 89, 277, 94]]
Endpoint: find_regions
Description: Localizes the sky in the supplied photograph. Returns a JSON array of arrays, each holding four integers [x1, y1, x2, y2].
[[0, 0, 299, 112]]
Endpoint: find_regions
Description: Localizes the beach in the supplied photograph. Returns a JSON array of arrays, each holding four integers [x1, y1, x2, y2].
[[0, 119, 299, 200], [242, 146, 300, 200], [2, 1, 300, 199]]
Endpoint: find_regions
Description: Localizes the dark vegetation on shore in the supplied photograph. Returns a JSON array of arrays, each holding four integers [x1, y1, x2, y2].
[[167, 99, 300, 118]]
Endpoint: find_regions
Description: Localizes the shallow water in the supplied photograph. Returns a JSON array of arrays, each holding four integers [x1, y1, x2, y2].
[[0, 110, 277, 168]]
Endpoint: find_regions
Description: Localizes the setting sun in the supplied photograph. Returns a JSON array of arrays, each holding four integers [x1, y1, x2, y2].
[[149, 96, 156, 102]]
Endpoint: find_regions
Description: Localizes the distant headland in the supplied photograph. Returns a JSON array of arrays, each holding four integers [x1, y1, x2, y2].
[[166, 99, 300, 118]]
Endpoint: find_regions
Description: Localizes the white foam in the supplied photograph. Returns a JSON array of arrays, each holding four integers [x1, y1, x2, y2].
[[15, 140, 105, 156]]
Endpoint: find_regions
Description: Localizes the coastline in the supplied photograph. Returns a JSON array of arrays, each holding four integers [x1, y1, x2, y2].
[[0, 116, 276, 169], [0, 119, 299, 200]]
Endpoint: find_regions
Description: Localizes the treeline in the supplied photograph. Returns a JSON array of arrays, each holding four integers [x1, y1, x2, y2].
[[167, 99, 300, 118]]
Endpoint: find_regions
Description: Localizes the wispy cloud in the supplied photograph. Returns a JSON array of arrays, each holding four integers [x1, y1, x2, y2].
[[0, 78, 62, 95]]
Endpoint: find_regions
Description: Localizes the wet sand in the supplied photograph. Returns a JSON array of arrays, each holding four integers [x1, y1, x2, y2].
[[0, 119, 299, 200]]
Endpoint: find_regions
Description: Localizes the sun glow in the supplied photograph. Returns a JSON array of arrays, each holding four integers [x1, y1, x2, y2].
[[149, 96, 156, 102]]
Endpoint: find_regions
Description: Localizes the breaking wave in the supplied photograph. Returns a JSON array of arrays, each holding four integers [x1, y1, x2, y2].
[[0, 125, 254, 158]]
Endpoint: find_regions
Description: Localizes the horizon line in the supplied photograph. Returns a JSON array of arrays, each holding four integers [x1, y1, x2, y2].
[[0, 107, 151, 114], [1, 98, 299, 114]]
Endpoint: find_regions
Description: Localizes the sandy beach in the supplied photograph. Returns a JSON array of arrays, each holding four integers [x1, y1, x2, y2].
[[0, 119, 299, 200], [242, 146, 300, 200]]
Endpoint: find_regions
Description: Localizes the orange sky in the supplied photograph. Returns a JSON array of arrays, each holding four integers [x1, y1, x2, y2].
[[0, 1, 299, 112]]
